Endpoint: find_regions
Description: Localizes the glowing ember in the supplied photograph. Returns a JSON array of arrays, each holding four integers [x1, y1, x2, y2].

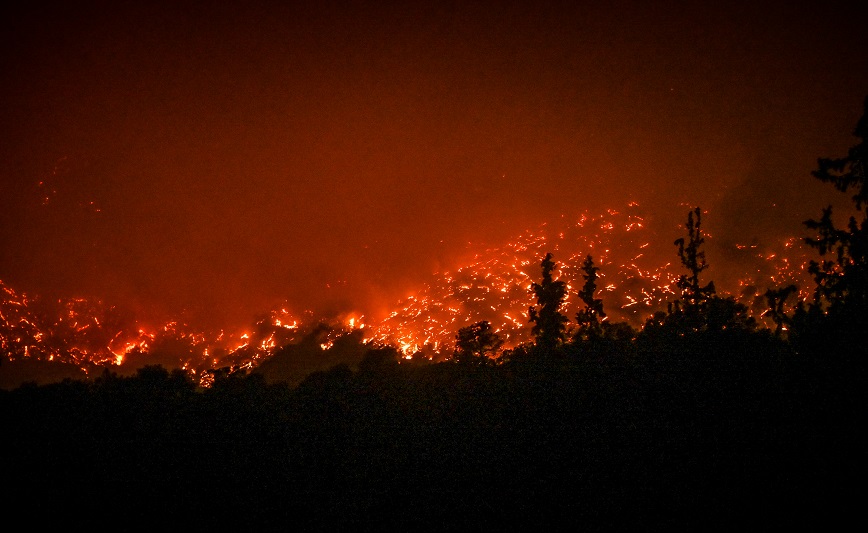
[[1, 203, 814, 379], [370, 203, 812, 354]]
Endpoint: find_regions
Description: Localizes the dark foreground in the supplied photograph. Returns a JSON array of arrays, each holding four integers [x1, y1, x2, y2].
[[3, 329, 864, 531]]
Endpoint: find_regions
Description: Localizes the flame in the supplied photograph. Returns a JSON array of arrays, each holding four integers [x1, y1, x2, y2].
[[0, 203, 815, 379]]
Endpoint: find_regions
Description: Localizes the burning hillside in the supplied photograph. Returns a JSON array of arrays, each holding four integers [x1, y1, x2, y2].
[[1, 203, 813, 387]]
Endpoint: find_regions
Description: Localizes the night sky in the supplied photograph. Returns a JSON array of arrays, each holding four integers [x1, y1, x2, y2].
[[2, 1, 867, 330]]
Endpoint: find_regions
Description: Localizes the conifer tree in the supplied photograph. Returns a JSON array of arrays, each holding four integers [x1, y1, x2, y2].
[[666, 207, 755, 333], [673, 207, 716, 315], [528, 252, 568, 351], [803, 96, 868, 321], [575, 254, 606, 339]]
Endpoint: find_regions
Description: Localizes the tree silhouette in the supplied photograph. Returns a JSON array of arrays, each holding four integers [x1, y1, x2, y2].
[[574, 254, 606, 340], [803, 96, 868, 321], [358, 346, 401, 374], [763, 284, 798, 336], [642, 207, 753, 336], [528, 252, 568, 351], [812, 95, 868, 210], [673, 207, 716, 315], [454, 320, 503, 365]]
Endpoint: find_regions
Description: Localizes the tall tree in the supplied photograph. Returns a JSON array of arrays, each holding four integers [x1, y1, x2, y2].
[[575, 254, 606, 339], [803, 96, 868, 321], [662, 207, 755, 334], [528, 252, 568, 351], [673, 207, 716, 315], [812, 96, 868, 210]]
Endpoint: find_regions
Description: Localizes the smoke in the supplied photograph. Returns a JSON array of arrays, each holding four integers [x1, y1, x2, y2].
[[1, 1, 866, 337]]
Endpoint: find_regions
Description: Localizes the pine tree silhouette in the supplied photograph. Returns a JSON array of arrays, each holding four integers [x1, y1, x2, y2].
[[575, 254, 606, 340], [803, 96, 868, 321], [673, 207, 716, 316], [528, 252, 568, 351]]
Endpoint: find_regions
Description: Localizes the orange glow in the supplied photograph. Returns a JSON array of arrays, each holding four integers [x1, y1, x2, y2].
[[0, 204, 815, 375]]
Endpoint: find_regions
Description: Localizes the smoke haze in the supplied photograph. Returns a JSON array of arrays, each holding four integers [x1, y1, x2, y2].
[[2, 1, 866, 330]]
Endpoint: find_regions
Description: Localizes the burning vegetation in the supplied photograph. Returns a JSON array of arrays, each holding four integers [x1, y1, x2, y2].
[[2, 97, 866, 531], [1, 201, 814, 387]]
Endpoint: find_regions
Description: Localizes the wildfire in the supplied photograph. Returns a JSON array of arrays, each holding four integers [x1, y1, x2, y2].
[[0, 203, 814, 381]]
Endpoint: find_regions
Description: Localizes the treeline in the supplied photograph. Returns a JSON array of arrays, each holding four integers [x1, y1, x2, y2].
[[2, 98, 866, 530]]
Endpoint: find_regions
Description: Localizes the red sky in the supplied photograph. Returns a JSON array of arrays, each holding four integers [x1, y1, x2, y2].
[[2, 1, 867, 329]]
